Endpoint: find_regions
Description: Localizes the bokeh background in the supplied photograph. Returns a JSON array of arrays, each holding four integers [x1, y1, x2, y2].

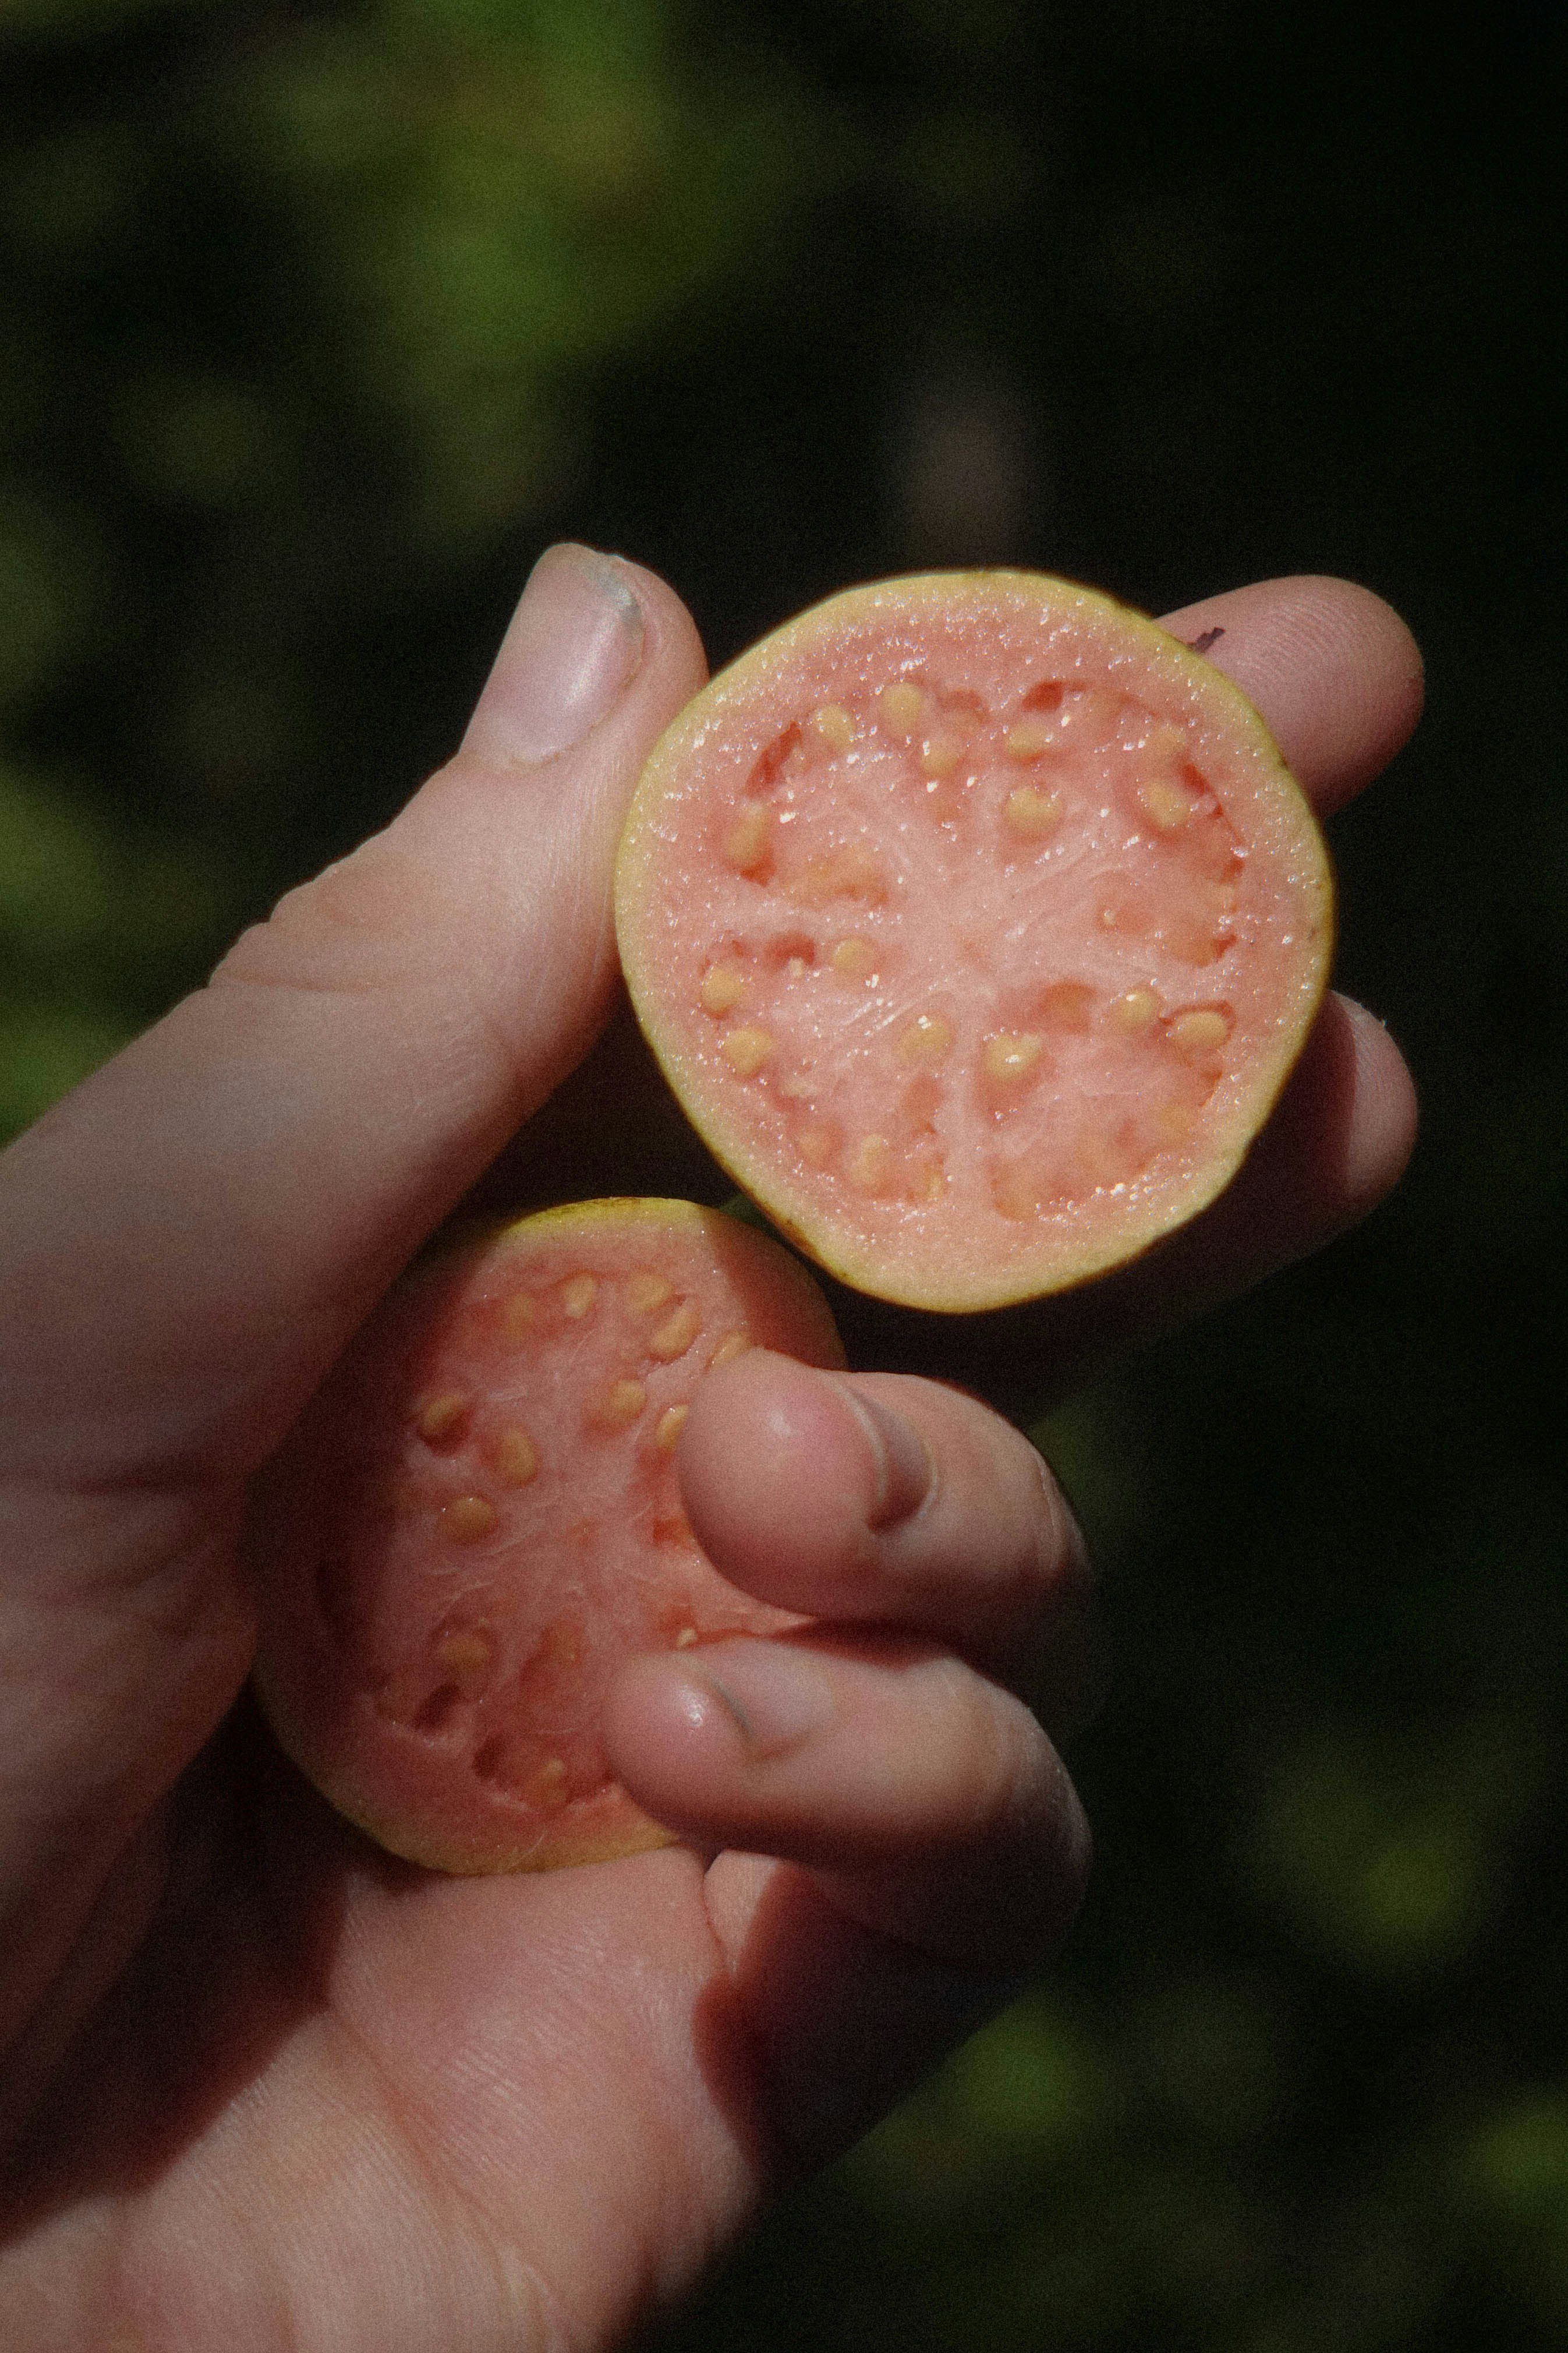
[[1, 1, 1562, 2344]]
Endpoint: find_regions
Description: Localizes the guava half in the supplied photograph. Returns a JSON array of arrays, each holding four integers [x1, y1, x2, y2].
[[252, 1199, 845, 1873], [614, 571, 1333, 1313]]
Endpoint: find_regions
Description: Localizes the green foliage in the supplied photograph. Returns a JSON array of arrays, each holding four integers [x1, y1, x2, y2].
[[229, 0, 836, 547], [1246, 1712, 1539, 1982], [1459, 2092, 1568, 2331], [0, 490, 102, 706]]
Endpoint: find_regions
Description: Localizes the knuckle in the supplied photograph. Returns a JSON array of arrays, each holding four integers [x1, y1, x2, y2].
[[953, 1691, 1092, 1945], [211, 833, 477, 1004], [938, 1663, 1039, 1848], [964, 1427, 1091, 1631]]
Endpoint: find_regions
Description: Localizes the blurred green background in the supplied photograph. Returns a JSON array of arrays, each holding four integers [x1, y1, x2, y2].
[[1, 0, 1562, 2344]]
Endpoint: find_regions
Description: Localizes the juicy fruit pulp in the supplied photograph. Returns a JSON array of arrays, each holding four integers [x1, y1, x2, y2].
[[252, 1200, 845, 1872], [615, 571, 1334, 1312]]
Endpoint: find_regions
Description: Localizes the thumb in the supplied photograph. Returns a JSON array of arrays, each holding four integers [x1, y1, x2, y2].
[[0, 547, 702, 2026], [2, 545, 705, 1495]]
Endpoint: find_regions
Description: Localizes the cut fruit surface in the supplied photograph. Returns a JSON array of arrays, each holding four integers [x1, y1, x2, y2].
[[615, 571, 1334, 1312], [252, 1199, 845, 1873]]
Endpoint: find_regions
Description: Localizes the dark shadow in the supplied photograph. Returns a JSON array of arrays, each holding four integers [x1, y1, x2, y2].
[[687, 1858, 1020, 2188], [0, 1693, 399, 2237]]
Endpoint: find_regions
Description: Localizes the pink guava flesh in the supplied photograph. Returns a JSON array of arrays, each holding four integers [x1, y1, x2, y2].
[[252, 1199, 845, 1872], [614, 571, 1333, 1312]]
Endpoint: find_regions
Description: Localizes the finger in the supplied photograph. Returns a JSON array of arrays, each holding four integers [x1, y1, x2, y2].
[[699, 1849, 1036, 2170], [1158, 573, 1424, 814], [677, 1349, 1100, 1739], [1, 546, 706, 1497], [605, 1633, 1089, 1974]]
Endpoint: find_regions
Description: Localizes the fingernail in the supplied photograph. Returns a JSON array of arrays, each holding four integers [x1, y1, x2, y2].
[[462, 542, 645, 766], [837, 1386, 932, 1529], [698, 1641, 837, 1759]]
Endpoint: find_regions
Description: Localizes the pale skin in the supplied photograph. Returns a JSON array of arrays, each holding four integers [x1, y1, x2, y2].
[[0, 550, 1421, 2350]]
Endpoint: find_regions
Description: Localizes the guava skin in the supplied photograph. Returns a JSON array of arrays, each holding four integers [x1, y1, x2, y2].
[[252, 1199, 845, 1873], [614, 570, 1334, 1312]]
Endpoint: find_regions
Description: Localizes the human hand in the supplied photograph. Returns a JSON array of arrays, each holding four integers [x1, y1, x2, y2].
[[0, 549, 1418, 2347]]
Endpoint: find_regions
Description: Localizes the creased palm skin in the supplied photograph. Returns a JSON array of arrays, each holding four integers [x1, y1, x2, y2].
[[0, 561, 1420, 2352]]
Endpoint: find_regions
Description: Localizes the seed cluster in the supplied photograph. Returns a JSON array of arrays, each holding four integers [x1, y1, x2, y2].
[[313, 1257, 754, 1815], [690, 678, 1245, 1220]]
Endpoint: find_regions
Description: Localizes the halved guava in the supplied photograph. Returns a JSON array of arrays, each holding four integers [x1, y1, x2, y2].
[[252, 1199, 845, 1873], [614, 571, 1333, 1313]]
